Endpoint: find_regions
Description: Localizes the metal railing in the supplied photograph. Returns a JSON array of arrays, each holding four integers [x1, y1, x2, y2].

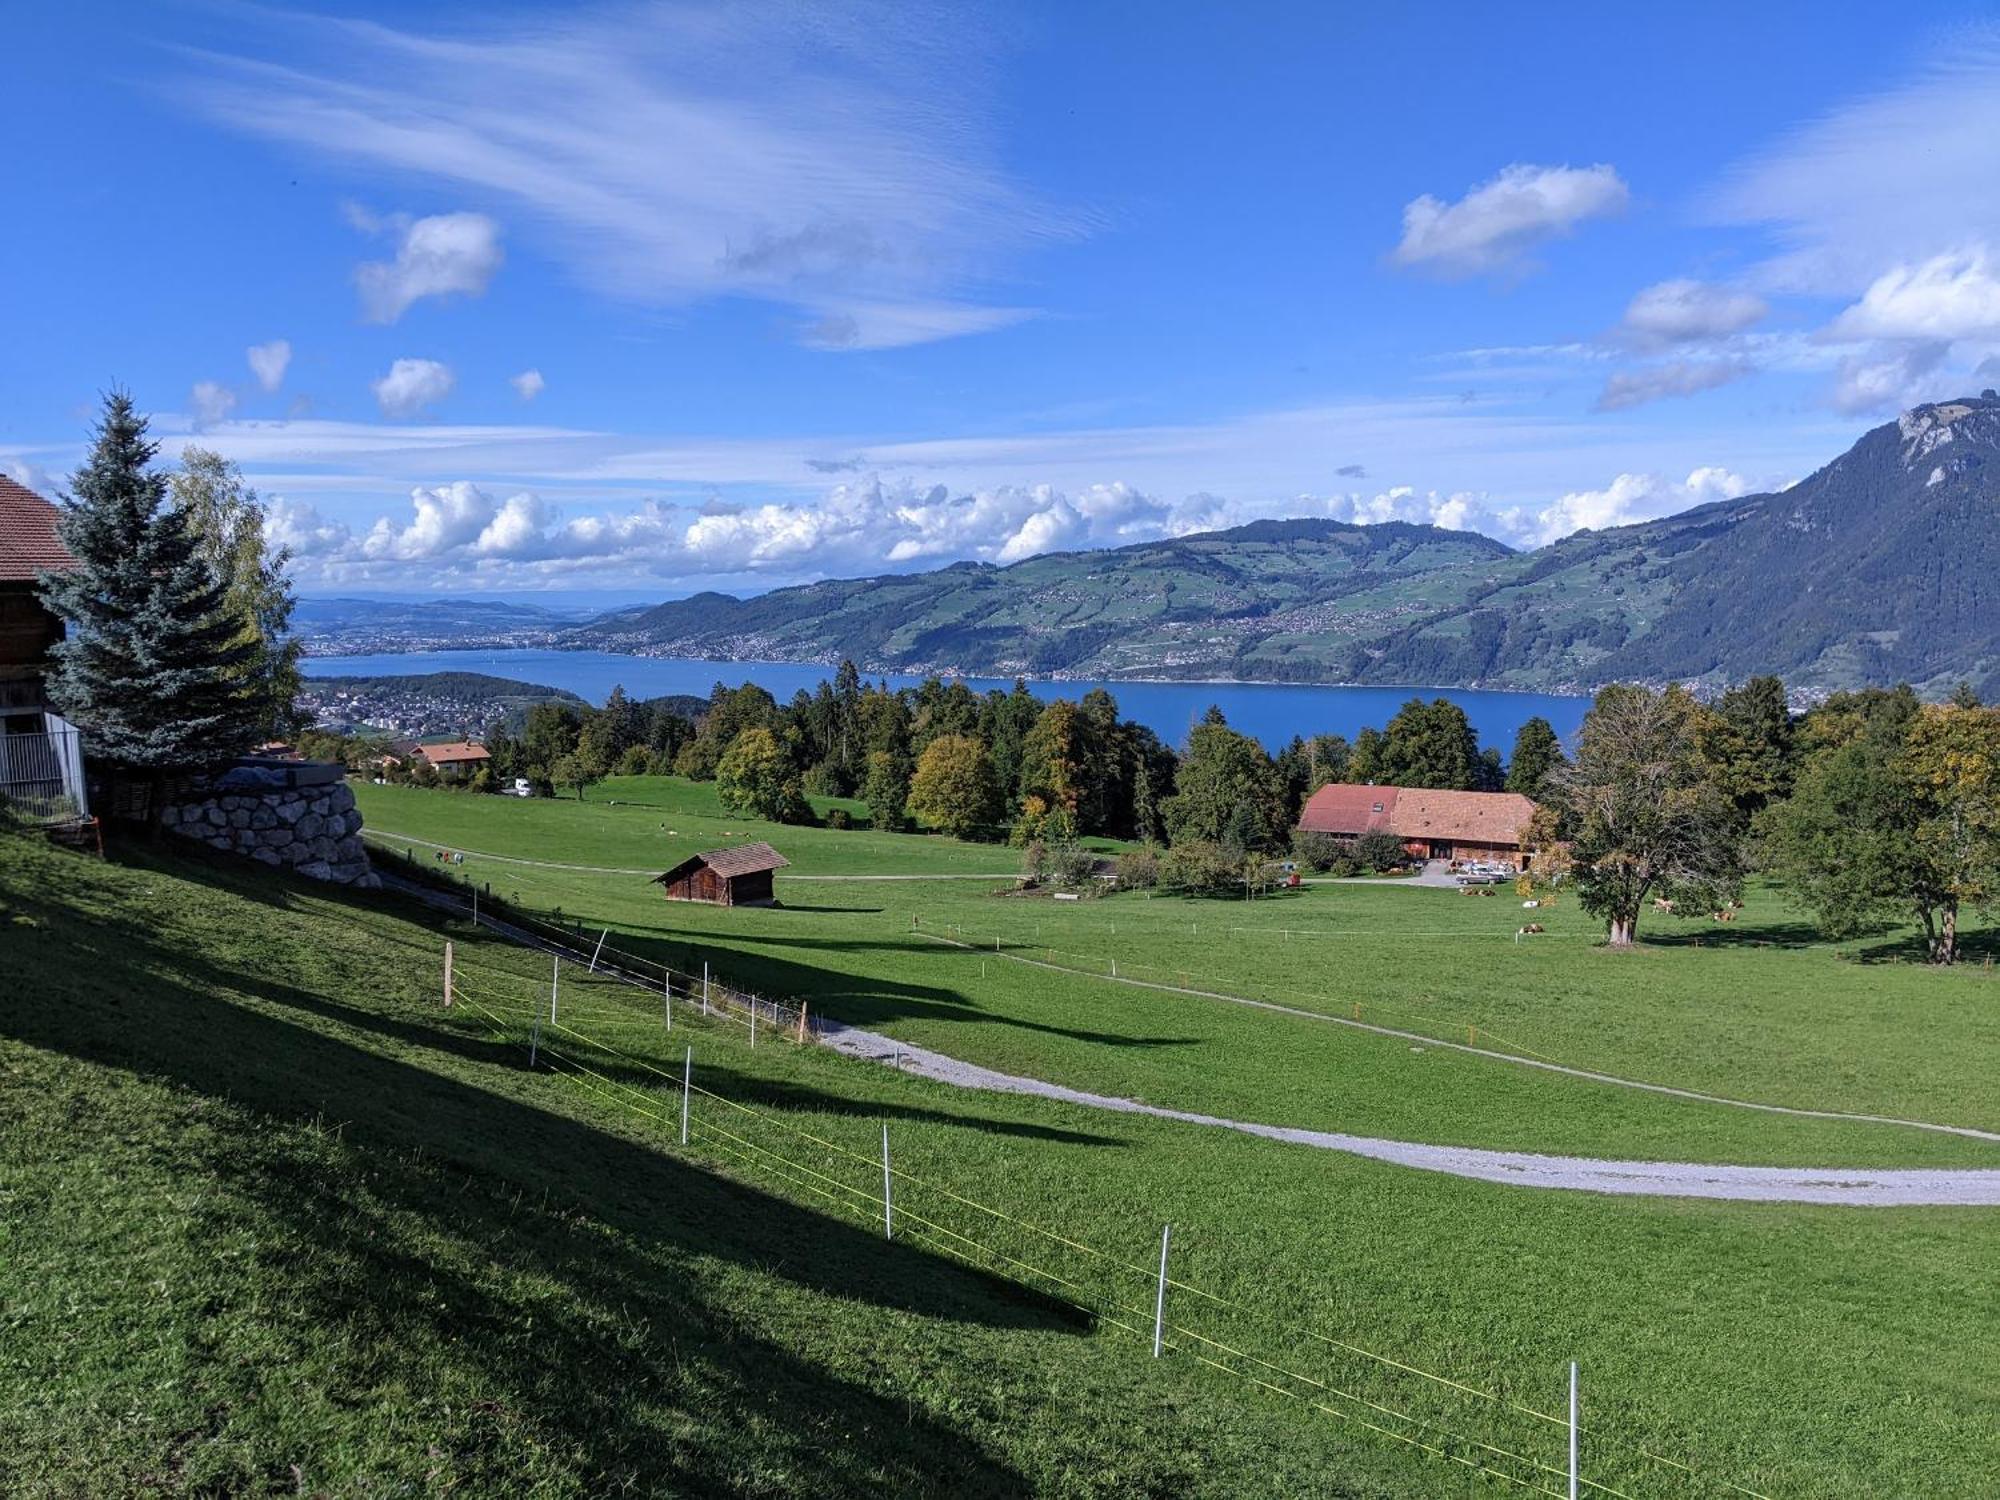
[[0, 720, 89, 825]]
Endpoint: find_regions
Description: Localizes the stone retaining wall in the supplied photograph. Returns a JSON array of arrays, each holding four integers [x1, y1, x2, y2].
[[162, 780, 379, 888]]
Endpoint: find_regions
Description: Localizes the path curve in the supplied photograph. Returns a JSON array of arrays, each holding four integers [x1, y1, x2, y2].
[[378, 871, 2000, 1205], [814, 1018, 2000, 1206]]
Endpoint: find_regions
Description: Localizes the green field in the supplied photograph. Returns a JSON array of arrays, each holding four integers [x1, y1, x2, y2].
[[5, 779, 1998, 1496]]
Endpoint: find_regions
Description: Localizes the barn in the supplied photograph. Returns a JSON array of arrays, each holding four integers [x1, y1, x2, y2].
[[651, 841, 790, 906], [1297, 783, 1538, 867]]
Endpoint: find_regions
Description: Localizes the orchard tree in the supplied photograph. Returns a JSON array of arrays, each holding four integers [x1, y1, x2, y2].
[[1900, 702, 2000, 962], [906, 734, 998, 840], [40, 394, 256, 795], [1552, 684, 1742, 947], [550, 751, 603, 801]]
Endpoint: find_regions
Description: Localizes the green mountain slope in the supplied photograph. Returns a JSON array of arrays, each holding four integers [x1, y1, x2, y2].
[[568, 397, 2000, 695]]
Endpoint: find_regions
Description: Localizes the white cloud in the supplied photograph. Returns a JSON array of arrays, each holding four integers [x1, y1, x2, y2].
[[1616, 279, 1766, 347], [1392, 164, 1629, 277], [246, 339, 293, 392], [1829, 341, 1951, 415], [263, 495, 352, 556], [177, 8, 1072, 348], [190, 380, 238, 427], [1827, 249, 2000, 342], [510, 368, 546, 401], [370, 358, 456, 419], [1595, 360, 1751, 412], [1531, 466, 1753, 542], [356, 212, 504, 324]]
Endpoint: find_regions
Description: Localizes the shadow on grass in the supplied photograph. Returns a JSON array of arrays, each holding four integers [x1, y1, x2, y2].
[[2, 843, 1091, 1496]]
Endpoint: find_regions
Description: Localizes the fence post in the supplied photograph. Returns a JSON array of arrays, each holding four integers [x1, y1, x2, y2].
[[703, 961, 711, 1015], [589, 926, 609, 972], [529, 1018, 541, 1069], [443, 940, 454, 1008], [881, 1123, 893, 1240], [664, 972, 672, 1031], [1153, 1224, 1171, 1357], [550, 954, 560, 1023], [750, 999, 757, 1048], [797, 1003, 808, 1044], [1568, 1360, 1579, 1500], [680, 1046, 691, 1145], [472, 885, 478, 927]]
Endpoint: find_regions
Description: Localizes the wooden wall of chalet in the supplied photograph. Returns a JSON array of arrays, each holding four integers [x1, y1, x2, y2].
[[658, 864, 778, 906]]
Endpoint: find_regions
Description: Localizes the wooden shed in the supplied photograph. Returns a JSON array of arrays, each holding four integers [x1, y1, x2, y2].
[[651, 841, 790, 906]]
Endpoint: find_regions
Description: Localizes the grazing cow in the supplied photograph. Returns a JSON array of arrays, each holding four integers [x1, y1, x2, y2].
[[1652, 897, 1674, 914], [1517, 922, 1545, 936]]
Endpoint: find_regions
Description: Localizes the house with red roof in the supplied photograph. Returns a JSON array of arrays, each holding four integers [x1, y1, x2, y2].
[[1297, 782, 1538, 867]]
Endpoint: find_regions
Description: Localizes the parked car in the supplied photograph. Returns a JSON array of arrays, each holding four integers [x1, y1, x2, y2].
[[506, 777, 535, 798]]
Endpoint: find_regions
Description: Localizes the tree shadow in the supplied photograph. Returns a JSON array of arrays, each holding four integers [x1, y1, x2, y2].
[[3, 851, 1089, 1495], [1643, 919, 1831, 951]]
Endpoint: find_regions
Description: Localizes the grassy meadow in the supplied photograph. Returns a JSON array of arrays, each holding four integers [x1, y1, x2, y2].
[[4, 778, 1997, 1496], [353, 775, 2000, 1165]]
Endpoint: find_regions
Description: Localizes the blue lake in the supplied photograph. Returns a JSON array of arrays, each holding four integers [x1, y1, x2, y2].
[[303, 648, 1589, 754]]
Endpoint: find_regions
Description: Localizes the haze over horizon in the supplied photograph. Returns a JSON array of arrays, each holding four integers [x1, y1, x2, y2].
[[11, 2, 2000, 597]]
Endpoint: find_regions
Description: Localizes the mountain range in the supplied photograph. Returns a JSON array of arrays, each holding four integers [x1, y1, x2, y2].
[[565, 396, 2000, 697]]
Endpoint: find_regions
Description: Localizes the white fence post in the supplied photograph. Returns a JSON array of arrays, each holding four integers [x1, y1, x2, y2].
[[881, 1123, 893, 1240], [589, 926, 609, 972], [1153, 1224, 1171, 1357], [443, 940, 454, 1008], [680, 1046, 691, 1145], [664, 973, 672, 1030], [549, 954, 560, 1023], [750, 998, 757, 1048], [1568, 1360, 1579, 1500]]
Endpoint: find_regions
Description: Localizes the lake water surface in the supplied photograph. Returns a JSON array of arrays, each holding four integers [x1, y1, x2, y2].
[[304, 648, 1589, 754]]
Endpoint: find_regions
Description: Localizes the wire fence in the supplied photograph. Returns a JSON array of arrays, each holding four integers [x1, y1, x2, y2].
[[428, 906, 1775, 1499]]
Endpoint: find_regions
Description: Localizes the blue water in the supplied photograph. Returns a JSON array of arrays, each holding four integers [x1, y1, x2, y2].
[[303, 648, 1588, 754]]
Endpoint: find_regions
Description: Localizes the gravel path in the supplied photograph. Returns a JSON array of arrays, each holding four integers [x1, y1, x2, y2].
[[381, 870, 2000, 1206], [815, 1018, 2000, 1206], [366, 828, 1014, 880]]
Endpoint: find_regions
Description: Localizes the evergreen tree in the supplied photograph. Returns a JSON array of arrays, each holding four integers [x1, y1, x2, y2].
[[171, 447, 302, 743], [1505, 716, 1565, 799], [40, 394, 255, 778], [1375, 697, 1483, 789]]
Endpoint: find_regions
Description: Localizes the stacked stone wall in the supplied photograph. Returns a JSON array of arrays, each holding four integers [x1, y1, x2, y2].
[[162, 780, 378, 888]]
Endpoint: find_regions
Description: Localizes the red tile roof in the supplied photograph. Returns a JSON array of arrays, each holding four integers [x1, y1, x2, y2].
[[1297, 782, 1400, 836], [416, 740, 491, 766], [1297, 782, 1536, 847], [0, 476, 75, 583]]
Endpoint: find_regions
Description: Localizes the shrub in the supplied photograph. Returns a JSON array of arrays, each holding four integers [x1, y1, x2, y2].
[[1353, 830, 1410, 872], [1115, 847, 1161, 889], [825, 807, 852, 830], [1158, 840, 1239, 895], [1290, 829, 1349, 873], [616, 744, 651, 776]]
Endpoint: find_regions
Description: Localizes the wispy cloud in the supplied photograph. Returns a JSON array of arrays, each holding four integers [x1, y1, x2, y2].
[[1595, 359, 1751, 412], [174, 4, 1076, 348], [1615, 279, 1767, 349], [246, 339, 292, 392]]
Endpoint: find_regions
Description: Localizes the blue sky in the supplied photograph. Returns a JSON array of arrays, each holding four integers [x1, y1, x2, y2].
[[8, 1, 2000, 598]]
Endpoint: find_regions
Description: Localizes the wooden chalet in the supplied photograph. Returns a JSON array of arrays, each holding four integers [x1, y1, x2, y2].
[[652, 841, 790, 906]]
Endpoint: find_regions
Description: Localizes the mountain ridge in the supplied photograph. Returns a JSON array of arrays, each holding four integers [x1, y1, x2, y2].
[[564, 399, 2000, 697]]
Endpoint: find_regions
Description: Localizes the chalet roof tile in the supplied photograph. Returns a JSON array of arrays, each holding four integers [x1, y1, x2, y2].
[[0, 476, 75, 584]]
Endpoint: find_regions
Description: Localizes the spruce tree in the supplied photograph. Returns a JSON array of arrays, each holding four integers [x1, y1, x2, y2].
[[39, 393, 256, 772]]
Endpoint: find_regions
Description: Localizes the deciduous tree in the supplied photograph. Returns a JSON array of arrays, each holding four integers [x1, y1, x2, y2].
[[906, 734, 998, 840]]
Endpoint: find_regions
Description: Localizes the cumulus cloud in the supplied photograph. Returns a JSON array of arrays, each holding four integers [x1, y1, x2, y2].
[[1531, 466, 1753, 541], [246, 339, 292, 392], [510, 368, 546, 402], [1826, 249, 2000, 342], [190, 380, 238, 427], [1829, 341, 1951, 414], [1595, 360, 1751, 411], [177, 8, 1072, 349], [263, 495, 352, 556], [1616, 279, 1767, 348], [1392, 164, 1628, 277], [370, 358, 456, 419], [356, 212, 504, 324]]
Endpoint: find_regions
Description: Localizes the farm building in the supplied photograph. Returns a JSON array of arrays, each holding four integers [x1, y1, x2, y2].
[[415, 741, 491, 779], [1297, 783, 1538, 866], [652, 841, 790, 906], [0, 475, 90, 825]]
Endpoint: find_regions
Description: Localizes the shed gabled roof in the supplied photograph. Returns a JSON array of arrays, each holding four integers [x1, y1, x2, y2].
[[653, 839, 791, 884], [0, 476, 75, 584]]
